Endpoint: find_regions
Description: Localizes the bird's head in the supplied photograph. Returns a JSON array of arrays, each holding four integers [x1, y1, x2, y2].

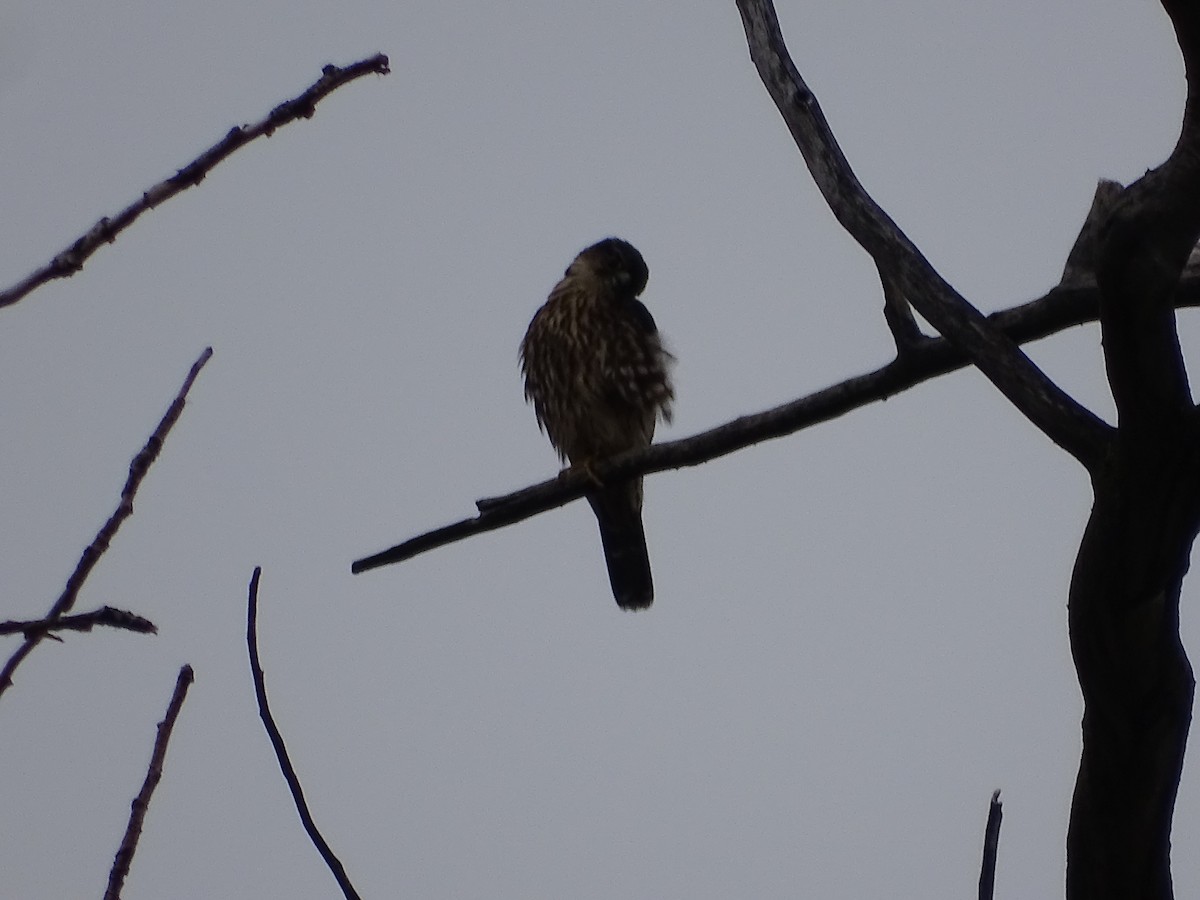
[[568, 237, 649, 297]]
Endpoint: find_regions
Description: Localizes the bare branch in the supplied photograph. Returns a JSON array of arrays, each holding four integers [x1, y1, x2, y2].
[[1095, 168, 1198, 427], [1060, 180, 1125, 287], [354, 279, 1200, 575], [1093, 0, 1200, 429], [247, 568, 362, 900], [0, 54, 390, 311], [104, 664, 195, 900], [876, 260, 922, 354], [0, 606, 156, 638], [0, 347, 212, 700], [734, 0, 1109, 468], [1164, 0, 1200, 128], [978, 789, 1003, 900]]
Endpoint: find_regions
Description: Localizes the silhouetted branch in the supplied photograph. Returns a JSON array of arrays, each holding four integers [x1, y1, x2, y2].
[[1095, 0, 1200, 429], [1060, 180, 1124, 286], [0, 347, 212, 700], [0, 54, 390, 311], [0, 605, 156, 638], [247, 568, 362, 900], [1164, 0, 1200, 126], [735, 0, 1110, 469], [353, 277, 1200, 575], [876, 260, 922, 354], [104, 664, 194, 900], [978, 789, 1003, 900]]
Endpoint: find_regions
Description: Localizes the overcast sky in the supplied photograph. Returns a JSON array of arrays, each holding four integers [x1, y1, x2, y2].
[[0, 2, 1194, 898]]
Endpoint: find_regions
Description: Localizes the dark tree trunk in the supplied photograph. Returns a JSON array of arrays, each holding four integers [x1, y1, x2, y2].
[[733, 0, 1200, 895], [1067, 432, 1200, 899], [1065, 3, 1200, 894]]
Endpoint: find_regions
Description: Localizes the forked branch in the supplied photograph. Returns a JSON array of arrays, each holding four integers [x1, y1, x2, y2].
[[1094, 1, 1200, 428], [0, 348, 212, 699], [734, 0, 1111, 469], [353, 276, 1200, 575], [876, 260, 922, 355]]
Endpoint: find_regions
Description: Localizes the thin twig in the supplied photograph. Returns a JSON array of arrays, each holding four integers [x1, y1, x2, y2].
[[0, 347, 212, 700], [353, 278, 1200, 575], [978, 789, 1003, 900], [104, 664, 195, 900], [247, 568, 362, 900], [0, 606, 156, 637], [0, 54, 390, 311]]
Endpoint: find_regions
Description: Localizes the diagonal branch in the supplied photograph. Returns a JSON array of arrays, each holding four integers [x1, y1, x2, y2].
[[247, 568, 362, 900], [353, 278, 1200, 576], [0, 54, 390, 311], [104, 664, 195, 900], [734, 0, 1110, 469], [0, 347, 212, 700]]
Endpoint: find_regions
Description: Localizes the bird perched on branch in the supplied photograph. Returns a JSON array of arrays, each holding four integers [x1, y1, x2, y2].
[[520, 237, 675, 610]]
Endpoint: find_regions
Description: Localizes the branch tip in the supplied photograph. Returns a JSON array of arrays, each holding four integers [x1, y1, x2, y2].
[[104, 664, 195, 900], [0, 55, 389, 311], [0, 348, 211, 700], [247, 568, 362, 900]]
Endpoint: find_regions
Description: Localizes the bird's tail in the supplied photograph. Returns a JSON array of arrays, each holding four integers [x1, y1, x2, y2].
[[587, 480, 654, 610]]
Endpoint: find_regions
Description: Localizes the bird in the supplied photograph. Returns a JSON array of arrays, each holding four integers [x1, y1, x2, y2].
[[519, 237, 675, 610]]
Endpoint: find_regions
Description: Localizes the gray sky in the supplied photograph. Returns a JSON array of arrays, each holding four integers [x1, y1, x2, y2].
[[0, 1, 1193, 898]]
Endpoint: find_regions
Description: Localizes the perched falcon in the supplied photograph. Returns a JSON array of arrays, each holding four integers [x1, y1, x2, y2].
[[520, 237, 675, 610]]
